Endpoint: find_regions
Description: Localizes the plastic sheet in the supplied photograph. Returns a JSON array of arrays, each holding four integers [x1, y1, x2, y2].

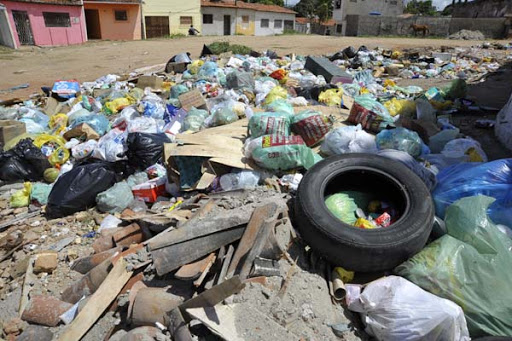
[[376, 128, 424, 158], [396, 196, 512, 337], [30, 182, 53, 205], [347, 276, 469, 341], [321, 124, 377, 156]]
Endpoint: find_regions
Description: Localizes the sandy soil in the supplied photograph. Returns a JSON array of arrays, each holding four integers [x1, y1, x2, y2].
[[0, 35, 507, 101]]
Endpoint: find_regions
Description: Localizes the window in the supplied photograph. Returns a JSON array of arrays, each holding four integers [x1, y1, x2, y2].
[[114, 10, 127, 21], [336, 24, 342, 33], [274, 19, 282, 28], [390, 0, 397, 4], [203, 14, 213, 24], [335, 0, 341, 9], [180, 16, 192, 26], [261, 19, 269, 28], [242, 15, 249, 24], [43, 12, 71, 27]]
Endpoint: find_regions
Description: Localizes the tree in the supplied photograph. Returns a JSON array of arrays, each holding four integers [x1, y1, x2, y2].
[[294, 0, 333, 22], [404, 0, 437, 16], [248, 0, 285, 7]]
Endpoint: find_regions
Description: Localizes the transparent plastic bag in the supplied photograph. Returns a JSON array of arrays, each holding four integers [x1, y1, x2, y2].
[[441, 138, 487, 162], [396, 196, 512, 337], [96, 181, 134, 214], [321, 124, 377, 156], [93, 128, 128, 162], [219, 170, 260, 191], [127, 117, 160, 133], [376, 128, 424, 158], [211, 107, 238, 127], [347, 276, 469, 341], [265, 99, 294, 116], [72, 140, 98, 160], [182, 107, 209, 132]]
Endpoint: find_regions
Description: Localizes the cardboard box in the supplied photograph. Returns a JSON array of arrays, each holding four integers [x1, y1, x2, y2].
[[63, 123, 100, 141], [178, 89, 208, 111], [132, 177, 167, 203], [0, 120, 26, 145], [136, 75, 163, 90]]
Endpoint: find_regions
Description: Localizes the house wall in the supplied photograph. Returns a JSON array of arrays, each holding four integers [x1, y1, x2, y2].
[[235, 8, 254, 35], [84, 3, 141, 40], [3, 1, 86, 48], [254, 11, 294, 35], [201, 7, 236, 36], [0, 7, 16, 48], [143, 0, 201, 36], [333, 0, 403, 34], [452, 0, 512, 18]]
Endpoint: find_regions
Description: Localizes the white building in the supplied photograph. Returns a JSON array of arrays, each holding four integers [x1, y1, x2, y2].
[[333, 0, 404, 35], [201, 0, 296, 36]]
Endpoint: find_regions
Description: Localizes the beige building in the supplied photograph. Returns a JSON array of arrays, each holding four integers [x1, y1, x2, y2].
[[142, 0, 201, 38]]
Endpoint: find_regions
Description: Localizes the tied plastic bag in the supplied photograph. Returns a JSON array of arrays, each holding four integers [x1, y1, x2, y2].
[[441, 138, 487, 162], [376, 128, 424, 158], [383, 98, 416, 117], [126, 133, 171, 170], [318, 89, 343, 107], [433, 159, 512, 226], [10, 183, 32, 208], [264, 86, 288, 105], [30, 182, 52, 205], [33, 134, 70, 166], [93, 128, 127, 162], [245, 135, 321, 171], [346, 276, 469, 341], [396, 196, 512, 337], [182, 107, 208, 132], [321, 124, 377, 156], [248, 112, 291, 138], [0, 139, 51, 182], [325, 193, 359, 225], [226, 71, 255, 91], [291, 110, 333, 147], [348, 96, 394, 133], [265, 99, 294, 116], [72, 140, 98, 160], [96, 181, 134, 214], [49, 114, 68, 134], [211, 107, 238, 127]]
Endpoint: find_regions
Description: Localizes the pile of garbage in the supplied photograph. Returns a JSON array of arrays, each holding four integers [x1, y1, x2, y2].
[[449, 29, 486, 41], [0, 42, 511, 340]]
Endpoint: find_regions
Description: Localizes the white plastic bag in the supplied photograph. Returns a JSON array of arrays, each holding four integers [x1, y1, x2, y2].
[[92, 128, 127, 162], [346, 276, 470, 341], [321, 124, 377, 156], [441, 138, 487, 162], [72, 140, 98, 160]]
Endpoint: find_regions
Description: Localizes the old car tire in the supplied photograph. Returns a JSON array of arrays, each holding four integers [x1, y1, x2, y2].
[[294, 154, 434, 272]]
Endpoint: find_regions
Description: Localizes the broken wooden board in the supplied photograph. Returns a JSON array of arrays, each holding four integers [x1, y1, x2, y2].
[[151, 227, 245, 276], [175, 253, 216, 281], [57, 258, 133, 341], [19, 256, 35, 317], [180, 276, 244, 313], [217, 245, 234, 285]]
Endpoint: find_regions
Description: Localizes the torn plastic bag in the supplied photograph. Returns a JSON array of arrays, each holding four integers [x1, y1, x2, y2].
[[96, 181, 134, 214], [248, 112, 291, 138], [46, 161, 131, 218], [346, 276, 469, 341], [291, 110, 333, 147], [244, 135, 321, 171], [182, 107, 208, 132], [396, 196, 512, 337], [441, 138, 487, 162], [0, 139, 51, 182], [226, 71, 255, 91], [30, 182, 53, 205], [126, 133, 171, 170], [433, 159, 512, 226], [127, 117, 161, 134], [321, 124, 377, 156], [93, 128, 128, 162], [378, 149, 437, 191], [376, 128, 424, 158]]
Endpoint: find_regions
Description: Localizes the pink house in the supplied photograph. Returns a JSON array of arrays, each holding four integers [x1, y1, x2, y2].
[[3, 0, 87, 48]]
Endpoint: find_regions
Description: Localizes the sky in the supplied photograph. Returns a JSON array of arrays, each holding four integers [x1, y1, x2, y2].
[[286, 0, 455, 11]]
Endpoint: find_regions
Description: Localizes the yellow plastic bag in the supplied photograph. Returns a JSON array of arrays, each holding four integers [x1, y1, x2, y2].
[[105, 97, 135, 114], [319, 88, 343, 107], [33, 134, 70, 166], [334, 267, 355, 283], [10, 183, 32, 208], [49, 114, 68, 135], [354, 218, 377, 229], [383, 79, 396, 88], [264, 86, 288, 105], [391, 50, 402, 59], [430, 100, 453, 110], [188, 60, 204, 75], [383, 98, 416, 117]]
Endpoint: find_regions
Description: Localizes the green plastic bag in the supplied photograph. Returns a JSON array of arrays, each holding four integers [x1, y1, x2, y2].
[[182, 107, 208, 132], [443, 79, 467, 100], [248, 112, 291, 138], [245, 135, 321, 171], [170, 84, 189, 99], [325, 193, 358, 225], [96, 181, 134, 214], [211, 107, 238, 127], [265, 99, 294, 116], [30, 183, 53, 205], [395, 196, 512, 337]]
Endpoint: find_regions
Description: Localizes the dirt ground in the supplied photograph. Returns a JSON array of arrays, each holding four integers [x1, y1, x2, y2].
[[0, 35, 509, 101]]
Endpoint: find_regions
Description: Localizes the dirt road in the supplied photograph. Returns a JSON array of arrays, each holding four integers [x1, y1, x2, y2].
[[0, 35, 504, 101]]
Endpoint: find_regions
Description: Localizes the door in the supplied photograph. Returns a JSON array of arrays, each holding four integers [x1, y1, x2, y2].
[[85, 9, 101, 39], [12, 10, 34, 45], [284, 20, 294, 31], [223, 15, 231, 35], [145, 16, 170, 38]]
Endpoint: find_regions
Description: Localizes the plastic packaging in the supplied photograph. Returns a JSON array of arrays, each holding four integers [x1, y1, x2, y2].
[[96, 181, 134, 214], [127, 117, 161, 134], [265, 99, 294, 116], [70, 114, 109, 136], [348, 95, 395, 133], [219, 170, 260, 191], [245, 135, 321, 171], [325, 193, 359, 225], [182, 107, 209, 132], [30, 182, 53, 205], [441, 138, 487, 162], [396, 196, 512, 337], [126, 133, 171, 170], [33, 133, 70, 166], [10, 183, 32, 208], [264, 86, 288, 105], [93, 128, 127, 162], [346, 276, 469, 341], [321, 124, 377, 156], [290, 110, 333, 147], [318, 88, 343, 107], [98, 214, 122, 232], [226, 71, 255, 91], [383, 98, 416, 117], [210, 107, 238, 127], [0, 139, 51, 182], [376, 128, 424, 158], [248, 112, 291, 138], [72, 140, 98, 160]]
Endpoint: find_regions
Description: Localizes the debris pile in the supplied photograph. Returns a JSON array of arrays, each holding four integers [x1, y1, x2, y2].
[[0, 41, 511, 340], [449, 29, 486, 41]]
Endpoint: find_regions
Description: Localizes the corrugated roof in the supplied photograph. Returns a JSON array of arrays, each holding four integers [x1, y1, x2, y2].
[[202, 1, 296, 15], [4, 0, 83, 5]]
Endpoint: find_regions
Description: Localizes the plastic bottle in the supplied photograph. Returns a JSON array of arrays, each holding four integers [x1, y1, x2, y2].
[[219, 171, 260, 191]]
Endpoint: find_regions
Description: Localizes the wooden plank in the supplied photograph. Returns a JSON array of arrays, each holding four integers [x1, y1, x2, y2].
[[217, 245, 234, 285], [19, 256, 35, 317], [0, 210, 40, 231], [175, 253, 216, 281], [193, 255, 216, 288], [57, 258, 133, 341], [180, 276, 244, 313], [151, 227, 245, 276]]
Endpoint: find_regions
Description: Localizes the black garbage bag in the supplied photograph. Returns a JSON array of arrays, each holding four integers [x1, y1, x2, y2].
[[46, 161, 124, 218], [294, 85, 337, 101], [0, 139, 51, 182], [200, 44, 214, 57], [329, 51, 345, 62], [358, 45, 369, 52], [266, 50, 278, 59], [126, 133, 171, 170], [343, 46, 357, 58]]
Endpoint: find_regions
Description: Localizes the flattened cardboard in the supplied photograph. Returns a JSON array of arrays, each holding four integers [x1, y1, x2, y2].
[[178, 89, 208, 111]]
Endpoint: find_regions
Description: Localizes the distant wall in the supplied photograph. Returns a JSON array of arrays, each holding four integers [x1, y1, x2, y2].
[[345, 15, 506, 38], [452, 0, 512, 18], [0, 7, 15, 48]]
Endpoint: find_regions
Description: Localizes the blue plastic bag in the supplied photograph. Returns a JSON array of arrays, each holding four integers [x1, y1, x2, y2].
[[70, 114, 109, 136], [376, 128, 425, 158], [433, 159, 512, 226]]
